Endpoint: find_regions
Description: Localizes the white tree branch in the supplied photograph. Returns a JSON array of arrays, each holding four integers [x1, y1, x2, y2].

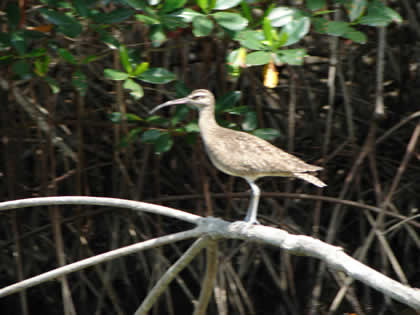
[[0, 197, 419, 310]]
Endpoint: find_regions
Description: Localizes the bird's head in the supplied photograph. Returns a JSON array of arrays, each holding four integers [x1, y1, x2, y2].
[[149, 89, 215, 114]]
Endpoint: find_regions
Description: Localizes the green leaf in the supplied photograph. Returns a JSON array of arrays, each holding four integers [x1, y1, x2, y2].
[[72, 70, 88, 96], [39, 9, 82, 37], [170, 8, 203, 23], [34, 55, 50, 77], [344, 0, 367, 22], [140, 129, 163, 143], [252, 128, 282, 141], [358, 0, 402, 27], [44, 76, 60, 94], [123, 79, 144, 99], [119, 45, 132, 74], [120, 0, 147, 10], [246, 51, 272, 66], [150, 25, 167, 47], [10, 31, 26, 55], [314, 19, 352, 36], [104, 69, 130, 80], [281, 16, 310, 46], [154, 132, 173, 153], [162, 0, 187, 13], [109, 112, 144, 123], [185, 122, 200, 133], [171, 104, 190, 125], [212, 12, 248, 31], [242, 111, 257, 131], [6, 3, 20, 30], [138, 68, 176, 84], [120, 127, 144, 147], [192, 16, 214, 37], [275, 49, 307, 65], [146, 115, 170, 125], [213, 0, 242, 10], [92, 8, 135, 24], [197, 0, 211, 13], [233, 30, 265, 50], [267, 7, 297, 27], [216, 91, 242, 111], [306, 0, 325, 11], [135, 14, 161, 25], [133, 62, 149, 76], [342, 29, 366, 44], [97, 29, 120, 49], [263, 17, 273, 46], [58, 48, 77, 64]]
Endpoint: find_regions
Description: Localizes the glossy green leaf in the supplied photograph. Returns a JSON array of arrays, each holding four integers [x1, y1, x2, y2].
[[140, 129, 163, 143], [185, 122, 200, 133], [213, 0, 242, 10], [314, 19, 352, 36], [212, 12, 248, 31], [343, 29, 366, 44], [97, 29, 120, 49], [192, 16, 214, 37], [275, 49, 307, 65], [252, 128, 282, 141], [345, 0, 367, 21], [135, 14, 161, 25], [133, 62, 149, 76], [154, 132, 174, 153], [246, 51, 272, 66], [150, 25, 167, 47], [39, 9, 82, 37], [34, 55, 50, 77], [242, 111, 257, 131], [170, 8, 203, 23], [197, 0, 210, 12], [171, 104, 189, 125], [119, 45, 132, 74], [123, 79, 144, 99], [306, 0, 325, 11], [58, 48, 76, 64], [267, 7, 297, 27], [359, 0, 402, 27], [234, 30, 265, 50], [10, 31, 26, 55], [92, 8, 135, 24], [104, 69, 130, 80], [263, 17, 273, 46], [162, 0, 187, 13], [109, 112, 144, 123], [281, 16, 310, 46], [138, 68, 176, 84], [216, 91, 242, 111]]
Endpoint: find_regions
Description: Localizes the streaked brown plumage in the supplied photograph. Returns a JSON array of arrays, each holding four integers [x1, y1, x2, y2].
[[150, 89, 326, 223]]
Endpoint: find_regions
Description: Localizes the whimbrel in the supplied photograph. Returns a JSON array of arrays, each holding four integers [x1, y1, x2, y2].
[[150, 89, 326, 224]]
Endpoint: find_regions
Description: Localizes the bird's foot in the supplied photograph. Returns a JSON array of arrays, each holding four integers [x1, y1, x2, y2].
[[243, 217, 260, 225]]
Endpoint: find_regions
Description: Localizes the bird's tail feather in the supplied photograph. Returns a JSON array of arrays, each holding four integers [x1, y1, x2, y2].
[[294, 173, 327, 187]]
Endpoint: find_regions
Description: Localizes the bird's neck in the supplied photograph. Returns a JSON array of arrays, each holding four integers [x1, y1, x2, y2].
[[198, 105, 219, 132]]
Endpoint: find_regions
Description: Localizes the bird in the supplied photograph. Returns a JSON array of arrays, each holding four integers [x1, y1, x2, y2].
[[150, 89, 326, 224]]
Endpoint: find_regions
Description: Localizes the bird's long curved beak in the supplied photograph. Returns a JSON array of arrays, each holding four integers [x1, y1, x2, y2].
[[149, 97, 190, 114]]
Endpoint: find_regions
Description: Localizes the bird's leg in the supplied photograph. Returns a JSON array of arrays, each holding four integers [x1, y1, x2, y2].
[[244, 179, 260, 224]]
